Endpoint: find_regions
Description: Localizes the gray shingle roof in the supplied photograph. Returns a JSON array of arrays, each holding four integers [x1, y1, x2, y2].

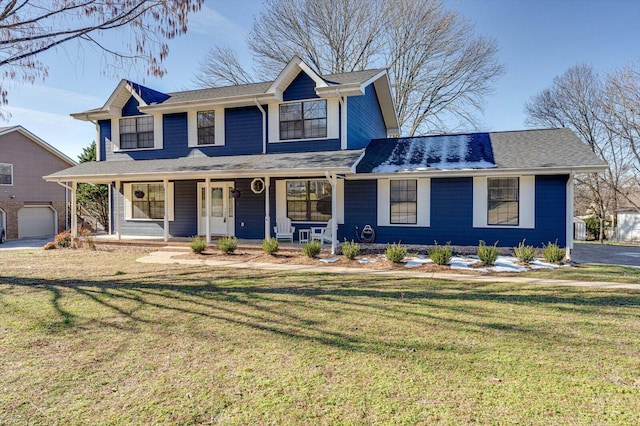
[[163, 69, 385, 104], [490, 128, 606, 169], [44, 149, 364, 181], [356, 128, 606, 173]]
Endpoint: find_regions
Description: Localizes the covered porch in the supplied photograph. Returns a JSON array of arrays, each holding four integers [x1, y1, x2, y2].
[[44, 149, 363, 254]]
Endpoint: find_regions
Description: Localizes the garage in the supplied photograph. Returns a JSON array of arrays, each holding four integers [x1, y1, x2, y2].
[[617, 209, 640, 242], [18, 206, 56, 238]]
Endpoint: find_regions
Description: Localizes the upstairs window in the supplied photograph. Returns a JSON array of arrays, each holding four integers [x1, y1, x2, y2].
[[279, 99, 327, 140], [119, 116, 154, 149], [197, 110, 215, 145], [0, 163, 12, 185], [487, 177, 519, 226], [390, 179, 417, 224], [286, 179, 332, 222]]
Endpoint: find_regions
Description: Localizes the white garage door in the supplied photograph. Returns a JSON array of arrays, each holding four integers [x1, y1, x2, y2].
[[18, 206, 55, 238]]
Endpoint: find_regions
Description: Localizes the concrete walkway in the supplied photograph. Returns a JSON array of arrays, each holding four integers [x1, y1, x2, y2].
[[138, 250, 640, 290]]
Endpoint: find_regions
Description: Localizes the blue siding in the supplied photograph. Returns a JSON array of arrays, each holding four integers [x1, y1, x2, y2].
[[98, 120, 110, 162], [112, 180, 198, 238], [347, 83, 387, 149], [267, 139, 341, 153], [342, 176, 568, 247], [283, 72, 319, 101], [103, 106, 265, 161], [170, 180, 198, 237], [122, 96, 142, 116], [234, 178, 266, 239]]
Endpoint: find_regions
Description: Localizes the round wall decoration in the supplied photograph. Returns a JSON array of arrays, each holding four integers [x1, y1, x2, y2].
[[251, 178, 265, 194]]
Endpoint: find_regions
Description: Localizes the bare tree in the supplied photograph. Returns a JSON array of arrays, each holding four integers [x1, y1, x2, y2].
[[193, 0, 504, 136], [193, 46, 256, 87], [600, 63, 640, 211], [525, 64, 630, 241], [0, 0, 203, 113]]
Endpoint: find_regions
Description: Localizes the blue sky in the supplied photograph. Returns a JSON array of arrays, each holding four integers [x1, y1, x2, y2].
[[3, 0, 639, 160]]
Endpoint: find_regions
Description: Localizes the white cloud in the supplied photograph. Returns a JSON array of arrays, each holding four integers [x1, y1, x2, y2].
[[188, 4, 246, 39]]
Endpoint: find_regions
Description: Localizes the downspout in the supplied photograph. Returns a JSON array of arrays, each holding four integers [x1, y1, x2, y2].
[[336, 90, 347, 150], [255, 99, 267, 154]]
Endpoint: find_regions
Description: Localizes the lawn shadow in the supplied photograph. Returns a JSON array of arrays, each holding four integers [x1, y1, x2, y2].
[[2, 270, 639, 355]]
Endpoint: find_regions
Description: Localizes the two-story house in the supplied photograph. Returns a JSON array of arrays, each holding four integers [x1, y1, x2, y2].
[[1, 126, 76, 241], [45, 56, 606, 257]]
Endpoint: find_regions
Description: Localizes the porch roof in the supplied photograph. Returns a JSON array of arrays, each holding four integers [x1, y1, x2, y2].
[[44, 149, 364, 183]]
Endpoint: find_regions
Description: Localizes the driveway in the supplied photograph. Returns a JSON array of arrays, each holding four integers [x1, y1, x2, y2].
[[0, 236, 51, 251], [573, 243, 640, 268]]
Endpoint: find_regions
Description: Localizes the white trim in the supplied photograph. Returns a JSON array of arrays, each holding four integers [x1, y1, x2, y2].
[[340, 96, 347, 149], [123, 182, 174, 221], [266, 56, 328, 96], [377, 178, 430, 227], [275, 179, 287, 221], [0, 163, 14, 186], [472, 176, 535, 229], [0, 207, 6, 238], [275, 178, 342, 224], [187, 108, 225, 147], [268, 98, 339, 143], [566, 172, 574, 259], [112, 114, 162, 151]]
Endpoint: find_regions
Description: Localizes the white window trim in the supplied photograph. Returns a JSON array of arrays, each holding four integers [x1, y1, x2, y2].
[[275, 178, 344, 224], [473, 176, 535, 229], [123, 182, 174, 221], [0, 163, 13, 186], [111, 113, 163, 152], [377, 178, 430, 227], [268, 98, 339, 143], [187, 108, 225, 147]]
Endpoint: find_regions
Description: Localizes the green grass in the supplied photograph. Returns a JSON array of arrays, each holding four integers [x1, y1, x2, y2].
[[514, 263, 640, 283], [1, 249, 640, 424]]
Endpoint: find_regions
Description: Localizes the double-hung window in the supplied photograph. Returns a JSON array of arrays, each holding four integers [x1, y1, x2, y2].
[[487, 177, 519, 226], [279, 99, 327, 140], [390, 179, 417, 224], [119, 115, 154, 149], [131, 183, 165, 219], [197, 110, 215, 145], [0, 163, 12, 185], [286, 180, 332, 222]]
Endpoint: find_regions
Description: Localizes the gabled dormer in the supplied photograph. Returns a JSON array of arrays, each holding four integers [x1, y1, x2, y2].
[[72, 80, 169, 159]]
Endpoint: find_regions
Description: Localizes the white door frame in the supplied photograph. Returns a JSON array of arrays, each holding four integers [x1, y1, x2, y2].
[[197, 181, 235, 236]]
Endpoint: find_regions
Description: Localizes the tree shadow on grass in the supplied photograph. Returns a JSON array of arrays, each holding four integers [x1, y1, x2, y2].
[[2, 271, 639, 355]]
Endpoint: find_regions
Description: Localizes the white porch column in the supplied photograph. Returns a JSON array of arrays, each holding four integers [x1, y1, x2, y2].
[[205, 178, 211, 244], [115, 181, 121, 241], [566, 171, 575, 261], [163, 179, 169, 242], [265, 176, 271, 240], [107, 183, 112, 235], [71, 181, 78, 239], [331, 174, 338, 255]]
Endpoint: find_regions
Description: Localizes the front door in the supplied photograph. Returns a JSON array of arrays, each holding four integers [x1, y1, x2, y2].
[[197, 182, 235, 236]]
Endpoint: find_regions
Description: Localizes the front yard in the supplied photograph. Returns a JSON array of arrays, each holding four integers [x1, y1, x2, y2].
[[1, 248, 639, 424]]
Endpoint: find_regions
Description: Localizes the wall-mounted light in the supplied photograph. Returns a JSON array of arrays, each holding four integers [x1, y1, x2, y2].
[[231, 189, 241, 199]]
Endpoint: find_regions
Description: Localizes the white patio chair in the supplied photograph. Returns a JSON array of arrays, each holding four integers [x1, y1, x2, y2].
[[273, 217, 295, 242], [311, 218, 334, 244]]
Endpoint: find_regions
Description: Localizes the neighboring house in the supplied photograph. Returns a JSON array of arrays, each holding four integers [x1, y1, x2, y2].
[[617, 209, 640, 241], [45, 56, 606, 256], [0, 126, 76, 240]]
